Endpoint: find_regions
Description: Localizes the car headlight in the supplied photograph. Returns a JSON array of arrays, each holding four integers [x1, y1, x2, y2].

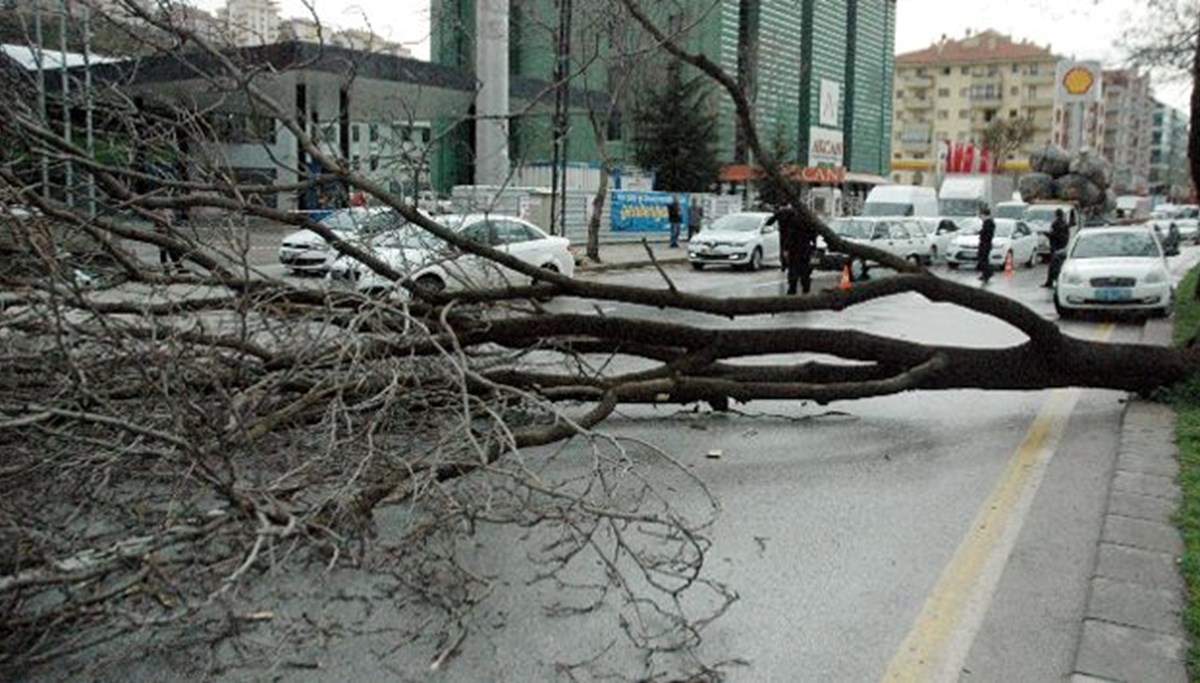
[[1061, 267, 1084, 285], [1143, 269, 1168, 284]]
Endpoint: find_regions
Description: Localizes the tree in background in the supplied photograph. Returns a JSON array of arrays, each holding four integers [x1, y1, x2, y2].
[[981, 114, 1036, 177], [1121, 0, 1200, 198], [631, 63, 720, 192]]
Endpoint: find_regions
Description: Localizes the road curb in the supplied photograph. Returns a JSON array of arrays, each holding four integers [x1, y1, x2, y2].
[[1070, 317, 1189, 682]]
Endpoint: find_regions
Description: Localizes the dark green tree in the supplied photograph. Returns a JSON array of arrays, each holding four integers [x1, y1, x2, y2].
[[981, 114, 1036, 176], [631, 64, 720, 192]]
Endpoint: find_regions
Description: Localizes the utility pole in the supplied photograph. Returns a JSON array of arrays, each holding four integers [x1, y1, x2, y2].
[[60, 0, 73, 207], [548, 0, 571, 236]]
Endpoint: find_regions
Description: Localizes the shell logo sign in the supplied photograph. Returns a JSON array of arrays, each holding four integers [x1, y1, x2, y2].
[[1055, 60, 1102, 104], [1062, 66, 1095, 96]]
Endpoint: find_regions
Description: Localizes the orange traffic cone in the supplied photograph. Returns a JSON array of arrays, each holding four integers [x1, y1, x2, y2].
[[839, 263, 852, 290], [1003, 250, 1014, 278]]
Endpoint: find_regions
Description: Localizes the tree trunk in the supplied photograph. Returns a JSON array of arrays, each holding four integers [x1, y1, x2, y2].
[[587, 159, 609, 261]]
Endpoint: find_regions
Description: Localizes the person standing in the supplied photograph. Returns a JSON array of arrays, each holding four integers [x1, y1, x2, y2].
[[977, 206, 996, 284], [687, 199, 704, 241], [767, 205, 819, 295], [667, 195, 683, 248], [1042, 208, 1070, 287]]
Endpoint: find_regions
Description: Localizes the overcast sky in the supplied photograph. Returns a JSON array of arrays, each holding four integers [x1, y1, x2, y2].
[[194, 0, 1190, 109]]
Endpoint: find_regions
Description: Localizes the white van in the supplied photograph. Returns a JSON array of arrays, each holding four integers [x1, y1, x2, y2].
[[863, 185, 939, 218]]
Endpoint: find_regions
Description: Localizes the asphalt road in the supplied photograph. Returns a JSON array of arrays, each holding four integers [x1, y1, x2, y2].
[[113, 227, 1197, 681]]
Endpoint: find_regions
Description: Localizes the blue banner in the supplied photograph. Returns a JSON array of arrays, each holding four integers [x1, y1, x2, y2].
[[610, 190, 689, 232]]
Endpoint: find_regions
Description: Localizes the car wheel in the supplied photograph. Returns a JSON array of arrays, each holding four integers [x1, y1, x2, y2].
[[1054, 295, 1073, 320], [930, 245, 938, 262], [691, 262, 705, 271], [1024, 250, 1035, 267], [414, 274, 445, 295], [747, 247, 762, 272]]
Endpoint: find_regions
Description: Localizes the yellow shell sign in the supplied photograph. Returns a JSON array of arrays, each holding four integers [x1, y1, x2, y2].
[[1062, 66, 1095, 95]]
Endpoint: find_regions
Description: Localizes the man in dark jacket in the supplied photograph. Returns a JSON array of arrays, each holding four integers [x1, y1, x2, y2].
[[767, 205, 819, 294], [1042, 208, 1070, 287], [667, 195, 683, 248], [977, 206, 996, 284]]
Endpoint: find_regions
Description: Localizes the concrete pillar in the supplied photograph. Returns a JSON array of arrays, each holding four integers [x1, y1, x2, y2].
[[475, 0, 510, 186]]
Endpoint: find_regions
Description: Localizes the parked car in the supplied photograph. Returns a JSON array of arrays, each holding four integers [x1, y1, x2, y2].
[[1149, 204, 1199, 244], [1054, 226, 1173, 319], [944, 218, 1039, 270], [1024, 202, 1079, 263], [279, 207, 403, 274], [687, 211, 779, 271], [994, 200, 1029, 220], [327, 213, 575, 296], [816, 217, 932, 277]]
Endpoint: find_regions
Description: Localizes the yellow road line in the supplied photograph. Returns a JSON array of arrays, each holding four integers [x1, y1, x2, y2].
[[881, 323, 1115, 682]]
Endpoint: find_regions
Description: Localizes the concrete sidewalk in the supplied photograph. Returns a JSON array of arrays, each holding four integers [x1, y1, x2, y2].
[[1070, 316, 1189, 682]]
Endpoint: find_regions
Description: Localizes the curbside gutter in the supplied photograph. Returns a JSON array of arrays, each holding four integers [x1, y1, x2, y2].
[[1070, 315, 1190, 682]]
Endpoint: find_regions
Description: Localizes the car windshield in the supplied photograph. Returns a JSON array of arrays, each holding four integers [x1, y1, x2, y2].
[[939, 199, 980, 217], [862, 202, 912, 217], [1070, 231, 1161, 259], [831, 218, 874, 239], [1023, 206, 1060, 223], [320, 209, 411, 236], [995, 204, 1027, 219], [956, 220, 1013, 238], [706, 214, 763, 233], [371, 225, 444, 250]]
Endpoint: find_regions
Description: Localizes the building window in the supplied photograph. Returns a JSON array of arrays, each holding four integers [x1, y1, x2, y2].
[[915, 89, 927, 100], [1028, 64, 1040, 75], [896, 89, 904, 99], [958, 109, 969, 119], [937, 110, 949, 120], [369, 123, 379, 142], [1027, 85, 1038, 99], [983, 109, 997, 122], [421, 128, 431, 143], [961, 66, 969, 75], [937, 87, 950, 97], [1012, 63, 1019, 74], [987, 65, 998, 76], [351, 124, 360, 143], [369, 156, 379, 171], [1009, 109, 1019, 118], [942, 67, 951, 75], [916, 66, 927, 76]]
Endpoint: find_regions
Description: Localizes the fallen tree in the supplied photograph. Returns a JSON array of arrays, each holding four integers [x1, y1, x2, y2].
[[0, 0, 1198, 679]]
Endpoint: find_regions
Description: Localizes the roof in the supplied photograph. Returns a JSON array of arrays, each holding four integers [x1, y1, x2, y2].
[[1, 44, 117, 70], [896, 30, 1058, 65]]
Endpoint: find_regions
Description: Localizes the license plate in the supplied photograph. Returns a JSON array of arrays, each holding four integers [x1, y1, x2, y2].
[[1094, 287, 1132, 301]]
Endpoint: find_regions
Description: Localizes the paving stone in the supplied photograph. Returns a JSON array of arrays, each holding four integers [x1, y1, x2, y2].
[[1074, 619, 1187, 683], [1086, 576, 1186, 636], [1112, 471, 1180, 501], [1107, 491, 1177, 525], [1102, 515, 1184, 555], [1115, 452, 1179, 478], [1094, 544, 1182, 591]]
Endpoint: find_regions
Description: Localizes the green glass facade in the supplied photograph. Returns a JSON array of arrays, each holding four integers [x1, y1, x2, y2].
[[429, 0, 895, 184]]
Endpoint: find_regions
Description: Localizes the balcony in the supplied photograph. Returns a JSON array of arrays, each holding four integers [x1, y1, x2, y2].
[[900, 72, 935, 88], [905, 97, 934, 110]]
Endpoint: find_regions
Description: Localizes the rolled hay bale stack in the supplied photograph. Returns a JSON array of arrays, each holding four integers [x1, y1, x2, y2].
[[1030, 144, 1071, 177], [1068, 148, 1113, 188], [1052, 173, 1106, 208], [1018, 172, 1056, 202]]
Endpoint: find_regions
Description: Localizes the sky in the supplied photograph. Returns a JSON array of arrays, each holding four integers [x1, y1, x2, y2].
[[193, 0, 1191, 110]]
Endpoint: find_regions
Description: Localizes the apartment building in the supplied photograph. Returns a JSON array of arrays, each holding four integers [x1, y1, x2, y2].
[[217, 0, 280, 47], [1150, 100, 1191, 202], [1102, 68, 1154, 195], [892, 30, 1059, 186]]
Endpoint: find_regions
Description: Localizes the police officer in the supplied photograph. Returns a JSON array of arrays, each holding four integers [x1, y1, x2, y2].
[[1042, 208, 1070, 287], [977, 206, 996, 284], [767, 205, 819, 295]]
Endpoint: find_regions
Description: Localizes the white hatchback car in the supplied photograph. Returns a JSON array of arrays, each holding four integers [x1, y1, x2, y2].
[[327, 213, 575, 296], [1054, 226, 1173, 319], [944, 218, 1039, 270], [687, 212, 779, 271], [279, 207, 402, 274], [817, 217, 932, 273]]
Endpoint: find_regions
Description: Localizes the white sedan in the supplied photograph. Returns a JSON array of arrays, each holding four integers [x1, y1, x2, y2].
[[278, 207, 402, 274], [944, 218, 1038, 270], [327, 213, 575, 297], [687, 212, 779, 271], [1054, 226, 1173, 319]]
